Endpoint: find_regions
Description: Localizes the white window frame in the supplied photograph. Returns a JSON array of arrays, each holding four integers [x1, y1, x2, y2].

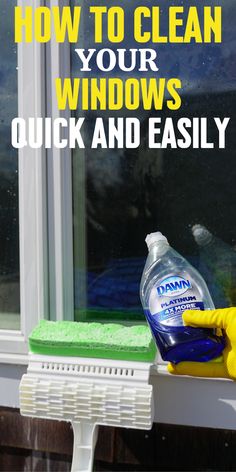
[[1, 0, 236, 433], [46, 0, 74, 322]]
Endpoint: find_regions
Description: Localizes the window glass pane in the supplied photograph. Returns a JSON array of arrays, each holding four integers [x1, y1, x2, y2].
[[0, 0, 20, 330], [72, 0, 236, 321]]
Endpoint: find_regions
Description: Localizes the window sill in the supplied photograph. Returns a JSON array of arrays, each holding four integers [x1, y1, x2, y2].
[[1, 355, 236, 430], [0, 353, 29, 365], [151, 362, 233, 381], [151, 364, 236, 430]]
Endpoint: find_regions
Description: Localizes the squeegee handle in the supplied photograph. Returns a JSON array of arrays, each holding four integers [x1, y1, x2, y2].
[[71, 422, 99, 472]]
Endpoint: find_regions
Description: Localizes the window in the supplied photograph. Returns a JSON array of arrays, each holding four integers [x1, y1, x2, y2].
[[0, 0, 234, 350], [0, 0, 236, 430], [0, 0, 48, 359], [71, 0, 236, 323]]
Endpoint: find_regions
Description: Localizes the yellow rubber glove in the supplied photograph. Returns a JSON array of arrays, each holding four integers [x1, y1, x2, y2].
[[168, 308, 236, 380]]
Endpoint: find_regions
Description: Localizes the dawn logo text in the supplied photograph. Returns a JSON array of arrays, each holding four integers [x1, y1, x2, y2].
[[157, 276, 192, 297]]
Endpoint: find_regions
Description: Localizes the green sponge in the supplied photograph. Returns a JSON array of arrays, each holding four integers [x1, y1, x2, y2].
[[29, 320, 156, 362]]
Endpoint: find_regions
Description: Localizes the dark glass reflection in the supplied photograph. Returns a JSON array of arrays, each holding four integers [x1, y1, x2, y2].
[[0, 0, 20, 329], [72, 0, 236, 320]]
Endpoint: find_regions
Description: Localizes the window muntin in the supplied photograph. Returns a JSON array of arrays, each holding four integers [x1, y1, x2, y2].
[[0, 0, 20, 330]]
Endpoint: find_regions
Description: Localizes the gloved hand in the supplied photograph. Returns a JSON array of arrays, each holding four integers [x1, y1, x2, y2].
[[168, 308, 236, 380]]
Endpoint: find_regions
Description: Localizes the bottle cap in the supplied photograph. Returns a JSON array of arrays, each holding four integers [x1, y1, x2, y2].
[[192, 224, 213, 246], [145, 231, 169, 250]]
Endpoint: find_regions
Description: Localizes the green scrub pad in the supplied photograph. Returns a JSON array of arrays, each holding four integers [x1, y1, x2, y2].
[[29, 320, 156, 362]]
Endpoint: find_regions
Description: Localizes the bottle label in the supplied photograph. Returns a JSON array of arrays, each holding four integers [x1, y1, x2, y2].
[[149, 274, 205, 326]]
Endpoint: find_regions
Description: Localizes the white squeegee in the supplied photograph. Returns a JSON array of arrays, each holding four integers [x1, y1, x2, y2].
[[20, 321, 155, 472]]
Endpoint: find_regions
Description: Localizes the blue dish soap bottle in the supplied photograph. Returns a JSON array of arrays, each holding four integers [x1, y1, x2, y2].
[[140, 231, 225, 364]]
